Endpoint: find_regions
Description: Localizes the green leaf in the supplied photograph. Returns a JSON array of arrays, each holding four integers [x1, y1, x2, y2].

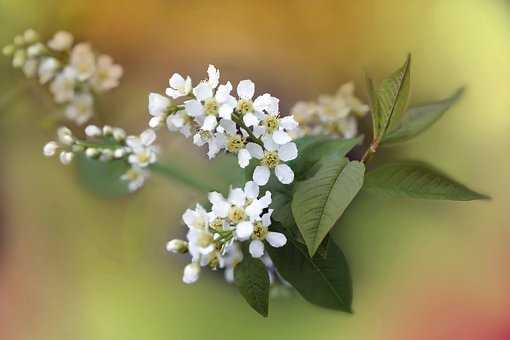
[[364, 161, 489, 200], [267, 223, 352, 312], [234, 254, 270, 317], [371, 54, 412, 140], [290, 135, 364, 180], [292, 158, 365, 256], [383, 88, 464, 144], [75, 154, 131, 199]]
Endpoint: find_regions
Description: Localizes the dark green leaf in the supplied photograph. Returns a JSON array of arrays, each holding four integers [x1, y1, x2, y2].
[[267, 223, 352, 312], [75, 154, 130, 199], [234, 254, 270, 317], [292, 158, 365, 256], [364, 161, 489, 201], [383, 88, 464, 144], [371, 55, 412, 140]]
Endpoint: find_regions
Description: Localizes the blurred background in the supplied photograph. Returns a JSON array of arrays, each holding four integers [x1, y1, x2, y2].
[[0, 0, 509, 339]]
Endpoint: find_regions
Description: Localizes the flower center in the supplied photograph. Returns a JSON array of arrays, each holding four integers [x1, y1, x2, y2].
[[197, 232, 213, 247], [124, 168, 141, 181], [199, 130, 212, 141], [228, 206, 246, 223], [261, 150, 279, 169], [210, 218, 225, 231], [252, 221, 267, 240], [208, 253, 220, 270], [137, 151, 151, 164], [264, 116, 279, 133], [204, 98, 219, 115], [237, 99, 253, 114], [227, 135, 244, 153]]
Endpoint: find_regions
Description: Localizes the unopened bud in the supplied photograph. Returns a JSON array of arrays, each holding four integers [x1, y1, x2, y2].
[[166, 239, 188, 254]]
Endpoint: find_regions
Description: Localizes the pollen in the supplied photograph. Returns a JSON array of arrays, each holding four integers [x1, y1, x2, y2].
[[264, 115, 279, 133], [227, 135, 244, 153], [228, 206, 246, 223], [252, 221, 267, 240], [204, 98, 219, 115], [261, 150, 279, 169], [237, 99, 253, 114]]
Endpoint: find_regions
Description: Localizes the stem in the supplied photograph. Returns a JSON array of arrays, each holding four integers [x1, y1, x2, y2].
[[150, 162, 213, 193], [231, 111, 263, 147], [361, 141, 379, 163]]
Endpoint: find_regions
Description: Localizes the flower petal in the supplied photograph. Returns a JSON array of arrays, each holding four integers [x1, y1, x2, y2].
[[272, 130, 292, 145], [140, 129, 156, 145], [279, 115, 299, 130], [278, 142, 298, 161], [184, 99, 203, 117], [169, 73, 185, 89], [183, 262, 200, 284], [244, 181, 259, 199], [228, 188, 246, 207], [236, 221, 254, 240], [148, 93, 170, 116], [243, 112, 259, 127], [253, 165, 270, 186], [193, 82, 213, 101], [202, 115, 218, 131], [238, 149, 251, 168], [246, 142, 264, 159], [275, 164, 294, 184], [266, 232, 287, 248], [261, 209, 273, 227], [249, 240, 265, 258], [207, 64, 220, 89], [237, 79, 255, 100]]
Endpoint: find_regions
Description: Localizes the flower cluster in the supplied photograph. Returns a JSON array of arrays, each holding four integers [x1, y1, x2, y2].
[[3, 29, 123, 125], [290, 82, 369, 139], [166, 182, 287, 284], [148, 65, 299, 185], [43, 126, 158, 192]]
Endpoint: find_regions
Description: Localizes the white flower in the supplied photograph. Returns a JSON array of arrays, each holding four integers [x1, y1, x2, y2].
[[235, 81, 280, 128], [247, 210, 287, 258], [38, 57, 60, 84], [65, 93, 94, 125], [48, 31, 74, 51], [126, 129, 158, 167], [182, 262, 200, 284], [120, 166, 149, 192], [22, 59, 38, 78], [26, 43, 45, 58], [85, 124, 102, 137], [23, 29, 39, 44], [70, 43, 95, 81], [148, 93, 172, 128], [43, 141, 59, 156], [166, 239, 188, 254], [254, 113, 299, 145], [166, 73, 192, 99], [182, 204, 210, 230], [91, 55, 123, 92], [12, 50, 26, 68], [57, 127, 74, 145], [50, 67, 77, 103], [166, 110, 193, 137], [246, 136, 298, 185], [59, 151, 74, 165], [185, 80, 237, 128], [223, 243, 243, 283], [208, 181, 261, 223], [337, 82, 370, 116]]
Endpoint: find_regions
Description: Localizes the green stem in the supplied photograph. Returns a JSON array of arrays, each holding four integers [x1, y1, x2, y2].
[[232, 111, 263, 147], [150, 162, 213, 193]]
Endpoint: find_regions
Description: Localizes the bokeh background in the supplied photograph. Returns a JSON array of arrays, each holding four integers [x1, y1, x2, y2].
[[1, 0, 509, 339]]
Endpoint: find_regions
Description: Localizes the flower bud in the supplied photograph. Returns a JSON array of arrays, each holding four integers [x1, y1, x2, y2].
[[113, 148, 125, 159], [43, 141, 58, 157], [12, 50, 26, 68], [85, 125, 102, 138], [102, 125, 113, 136], [13, 35, 24, 46], [85, 148, 99, 158], [23, 29, 39, 43], [59, 151, 74, 165], [99, 149, 113, 161], [57, 127, 74, 145], [112, 128, 126, 141], [166, 239, 188, 254], [27, 43, 44, 58], [182, 262, 200, 284]]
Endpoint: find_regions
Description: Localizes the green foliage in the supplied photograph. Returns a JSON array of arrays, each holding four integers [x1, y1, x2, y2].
[[267, 223, 352, 312], [234, 253, 270, 317], [75, 154, 130, 199], [367, 55, 412, 142], [364, 161, 489, 200], [383, 88, 464, 144], [292, 158, 365, 256]]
